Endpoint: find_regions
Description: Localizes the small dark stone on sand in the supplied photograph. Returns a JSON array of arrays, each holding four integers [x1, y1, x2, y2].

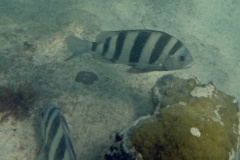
[[75, 71, 98, 85]]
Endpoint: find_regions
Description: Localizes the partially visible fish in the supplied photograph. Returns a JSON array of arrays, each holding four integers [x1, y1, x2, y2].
[[65, 30, 194, 72], [37, 104, 77, 160]]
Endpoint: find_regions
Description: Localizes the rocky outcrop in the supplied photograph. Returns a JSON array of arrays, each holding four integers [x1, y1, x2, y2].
[[104, 74, 240, 160]]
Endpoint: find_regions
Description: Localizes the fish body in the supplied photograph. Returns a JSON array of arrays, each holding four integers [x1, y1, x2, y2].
[[37, 104, 77, 160], [65, 30, 194, 72]]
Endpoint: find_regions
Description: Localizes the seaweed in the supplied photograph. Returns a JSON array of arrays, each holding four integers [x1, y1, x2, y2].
[[0, 82, 36, 122]]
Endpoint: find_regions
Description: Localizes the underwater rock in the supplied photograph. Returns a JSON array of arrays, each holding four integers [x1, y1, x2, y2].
[[75, 71, 98, 85], [104, 74, 240, 160]]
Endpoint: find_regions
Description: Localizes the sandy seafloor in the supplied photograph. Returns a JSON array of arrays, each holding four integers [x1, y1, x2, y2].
[[0, 0, 239, 159]]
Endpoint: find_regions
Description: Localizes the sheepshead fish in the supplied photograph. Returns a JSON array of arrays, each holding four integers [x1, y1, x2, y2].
[[37, 104, 77, 160], [65, 30, 194, 72]]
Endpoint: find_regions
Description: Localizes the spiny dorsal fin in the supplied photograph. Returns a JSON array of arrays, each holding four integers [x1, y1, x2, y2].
[[95, 31, 118, 42]]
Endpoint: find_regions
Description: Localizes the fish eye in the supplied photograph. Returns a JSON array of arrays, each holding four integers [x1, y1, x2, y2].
[[179, 55, 185, 61]]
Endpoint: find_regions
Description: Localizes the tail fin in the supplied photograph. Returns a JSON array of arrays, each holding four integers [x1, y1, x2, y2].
[[65, 35, 92, 61]]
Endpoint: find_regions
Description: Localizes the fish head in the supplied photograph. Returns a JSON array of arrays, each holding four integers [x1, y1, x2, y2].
[[162, 47, 194, 70], [41, 104, 56, 118], [40, 104, 59, 138]]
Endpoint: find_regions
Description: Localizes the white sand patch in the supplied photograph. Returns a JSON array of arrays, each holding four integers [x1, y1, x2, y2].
[[190, 84, 215, 98], [212, 105, 225, 126], [190, 127, 201, 137]]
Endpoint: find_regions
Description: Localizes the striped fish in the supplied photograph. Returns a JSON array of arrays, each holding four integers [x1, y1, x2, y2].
[[37, 104, 77, 160], [65, 30, 193, 72]]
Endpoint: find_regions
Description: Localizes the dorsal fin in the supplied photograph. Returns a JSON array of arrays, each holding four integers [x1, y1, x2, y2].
[[95, 31, 118, 42]]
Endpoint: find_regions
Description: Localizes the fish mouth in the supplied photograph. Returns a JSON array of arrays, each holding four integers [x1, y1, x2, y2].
[[184, 61, 194, 69]]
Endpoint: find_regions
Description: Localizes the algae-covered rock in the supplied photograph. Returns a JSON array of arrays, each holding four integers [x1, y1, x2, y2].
[[104, 74, 240, 160]]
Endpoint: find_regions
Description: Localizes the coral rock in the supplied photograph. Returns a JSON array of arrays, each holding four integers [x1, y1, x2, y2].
[[104, 74, 240, 160]]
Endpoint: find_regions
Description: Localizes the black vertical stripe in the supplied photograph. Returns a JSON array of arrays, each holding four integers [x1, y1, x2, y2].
[[168, 41, 182, 55], [129, 32, 151, 63], [112, 32, 127, 62], [91, 42, 97, 52], [66, 134, 77, 159], [54, 136, 66, 159], [101, 37, 111, 56], [44, 107, 56, 137], [148, 33, 171, 64], [46, 112, 61, 159], [47, 113, 61, 145]]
